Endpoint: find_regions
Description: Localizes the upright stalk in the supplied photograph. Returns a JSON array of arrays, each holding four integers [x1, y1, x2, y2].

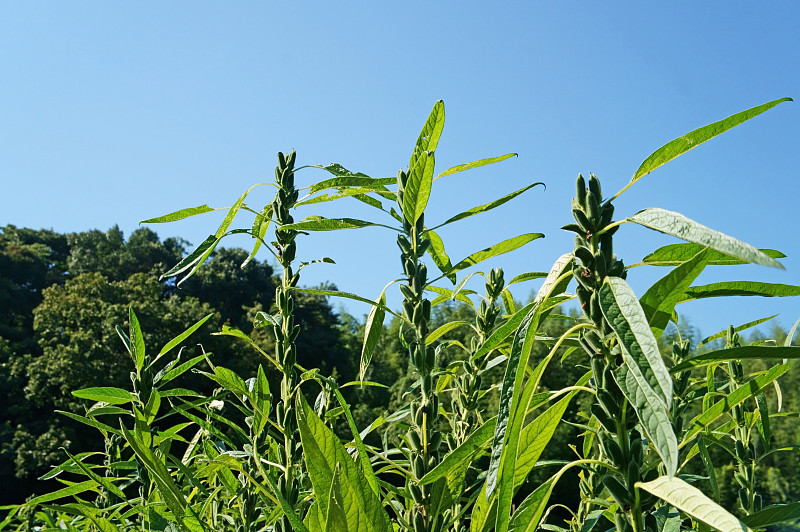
[[569, 174, 650, 532], [396, 168, 441, 532], [271, 150, 304, 532]]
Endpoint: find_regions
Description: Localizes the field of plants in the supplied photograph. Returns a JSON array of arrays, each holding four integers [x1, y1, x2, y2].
[[2, 97, 800, 531]]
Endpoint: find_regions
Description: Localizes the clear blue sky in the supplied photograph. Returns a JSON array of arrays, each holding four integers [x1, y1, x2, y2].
[[2, 3, 798, 340]]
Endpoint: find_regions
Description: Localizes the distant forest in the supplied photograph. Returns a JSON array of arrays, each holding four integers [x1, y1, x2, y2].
[[1, 224, 798, 515]]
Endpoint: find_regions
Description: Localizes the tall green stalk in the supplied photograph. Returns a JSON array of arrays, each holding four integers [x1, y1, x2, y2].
[[271, 150, 305, 532], [569, 174, 653, 532], [396, 167, 441, 532]]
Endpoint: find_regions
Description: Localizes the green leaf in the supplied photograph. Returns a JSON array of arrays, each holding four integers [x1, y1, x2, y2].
[[309, 175, 395, 193], [311, 163, 373, 179], [120, 422, 186, 521], [207, 366, 250, 399], [293, 288, 400, 318], [435, 183, 543, 229], [697, 315, 778, 348], [325, 464, 349, 532], [671, 346, 800, 372], [486, 255, 572, 505], [613, 361, 678, 477], [403, 149, 435, 225], [641, 243, 785, 267], [295, 394, 391, 531], [160, 235, 219, 280], [637, 476, 752, 532], [614, 97, 792, 199], [26, 480, 100, 505], [157, 313, 213, 359], [679, 281, 800, 303], [419, 416, 497, 485], [599, 277, 673, 408], [426, 229, 455, 283], [427, 321, 470, 345], [742, 502, 800, 528], [437, 153, 518, 179], [215, 189, 249, 239], [682, 363, 789, 444], [242, 205, 272, 268], [279, 216, 382, 232], [507, 272, 548, 286], [414, 100, 445, 154], [129, 307, 146, 373], [140, 205, 216, 224], [61, 448, 126, 500], [72, 387, 135, 405], [360, 290, 387, 383], [448, 233, 544, 276], [57, 411, 120, 436], [639, 248, 710, 338], [513, 389, 583, 489], [628, 208, 783, 269], [508, 477, 556, 532], [155, 355, 205, 385]]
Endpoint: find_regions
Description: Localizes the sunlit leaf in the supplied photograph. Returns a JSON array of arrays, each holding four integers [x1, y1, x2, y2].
[[679, 281, 800, 303], [628, 208, 783, 269], [671, 346, 800, 372], [140, 205, 216, 224], [641, 243, 784, 267], [437, 153, 518, 179], [435, 183, 543, 228], [638, 476, 752, 532], [614, 97, 792, 199], [639, 248, 710, 338]]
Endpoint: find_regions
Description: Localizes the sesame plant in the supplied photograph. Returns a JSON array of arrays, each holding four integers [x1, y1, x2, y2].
[[8, 96, 800, 532]]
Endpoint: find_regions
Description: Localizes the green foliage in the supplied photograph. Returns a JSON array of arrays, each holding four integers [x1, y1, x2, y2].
[[6, 97, 800, 532]]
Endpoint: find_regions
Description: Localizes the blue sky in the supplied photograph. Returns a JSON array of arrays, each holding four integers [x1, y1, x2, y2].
[[2, 3, 798, 340]]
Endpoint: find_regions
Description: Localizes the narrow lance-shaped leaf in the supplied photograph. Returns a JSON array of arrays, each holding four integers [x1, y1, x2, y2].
[[293, 288, 401, 319], [426, 229, 455, 284], [614, 97, 792, 200], [697, 315, 778, 348], [446, 233, 544, 277], [641, 243, 785, 267], [434, 182, 544, 229], [140, 205, 216, 224], [295, 394, 391, 531], [628, 208, 783, 269], [414, 100, 445, 154], [742, 502, 800, 529], [485, 253, 573, 500], [279, 217, 387, 232], [72, 387, 135, 405], [678, 281, 800, 303], [671, 346, 800, 372], [639, 248, 710, 339], [157, 313, 214, 359], [403, 150, 435, 225], [600, 277, 673, 407], [613, 361, 678, 476], [160, 235, 219, 281], [638, 476, 752, 532], [437, 153, 518, 179], [129, 307, 146, 373], [360, 289, 387, 383], [419, 416, 497, 486]]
